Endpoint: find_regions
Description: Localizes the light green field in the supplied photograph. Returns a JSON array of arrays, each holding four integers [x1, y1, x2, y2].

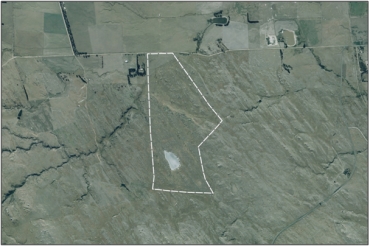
[[350, 2, 368, 16], [44, 13, 66, 34]]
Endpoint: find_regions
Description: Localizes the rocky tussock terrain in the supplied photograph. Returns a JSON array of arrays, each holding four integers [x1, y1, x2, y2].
[[1, 1, 368, 244], [2, 46, 368, 244]]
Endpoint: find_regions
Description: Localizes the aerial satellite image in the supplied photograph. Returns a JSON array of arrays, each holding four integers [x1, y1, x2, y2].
[[1, 1, 368, 244]]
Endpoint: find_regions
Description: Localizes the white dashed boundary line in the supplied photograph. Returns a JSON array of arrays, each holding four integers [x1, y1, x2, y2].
[[147, 52, 223, 195]]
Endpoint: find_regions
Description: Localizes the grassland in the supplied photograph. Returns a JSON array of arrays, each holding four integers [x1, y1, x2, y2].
[[1, 1, 368, 245]]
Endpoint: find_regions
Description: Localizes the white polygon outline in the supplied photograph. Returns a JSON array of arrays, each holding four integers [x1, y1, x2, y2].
[[147, 52, 223, 195]]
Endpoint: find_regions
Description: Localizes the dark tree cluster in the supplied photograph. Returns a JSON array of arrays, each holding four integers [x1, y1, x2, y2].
[[57, 72, 70, 82], [22, 85, 29, 101], [280, 49, 283, 60], [357, 47, 368, 82], [247, 13, 259, 23], [216, 38, 228, 53], [59, 2, 87, 56], [126, 54, 146, 84], [17, 110, 22, 120], [76, 75, 87, 83], [282, 64, 293, 73], [343, 168, 351, 178], [277, 32, 288, 48], [214, 10, 222, 17]]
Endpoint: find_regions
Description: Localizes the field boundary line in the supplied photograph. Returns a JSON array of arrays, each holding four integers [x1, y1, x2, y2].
[[146, 52, 223, 195], [348, 127, 368, 142]]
